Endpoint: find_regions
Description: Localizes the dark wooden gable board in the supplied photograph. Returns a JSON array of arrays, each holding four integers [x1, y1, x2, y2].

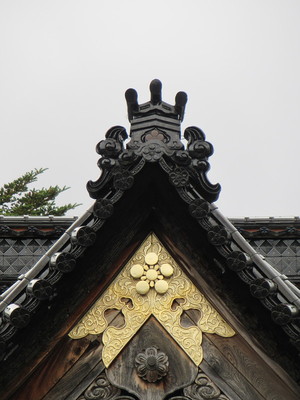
[[1, 164, 299, 400]]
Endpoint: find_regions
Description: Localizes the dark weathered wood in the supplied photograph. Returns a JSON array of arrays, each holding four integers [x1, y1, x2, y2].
[[154, 208, 300, 384], [107, 317, 198, 400], [11, 336, 90, 400], [179, 290, 300, 398], [206, 333, 300, 400], [183, 306, 300, 399], [43, 310, 127, 400], [177, 304, 300, 399], [14, 307, 127, 400], [2, 235, 141, 400], [182, 262, 300, 393], [202, 336, 264, 400], [75, 371, 122, 400], [65, 361, 105, 400], [178, 307, 264, 399], [44, 343, 104, 400], [200, 360, 244, 400]]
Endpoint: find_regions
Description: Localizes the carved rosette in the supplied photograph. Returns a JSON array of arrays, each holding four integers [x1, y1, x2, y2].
[[93, 199, 114, 219], [135, 347, 169, 383], [113, 169, 134, 190], [140, 142, 165, 162], [69, 233, 235, 367], [250, 278, 277, 299], [226, 251, 250, 272], [169, 167, 190, 187], [272, 304, 299, 325], [207, 226, 230, 246], [189, 199, 210, 220]]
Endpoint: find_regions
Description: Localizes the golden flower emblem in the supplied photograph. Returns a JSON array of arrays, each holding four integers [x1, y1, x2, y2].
[[130, 251, 174, 295]]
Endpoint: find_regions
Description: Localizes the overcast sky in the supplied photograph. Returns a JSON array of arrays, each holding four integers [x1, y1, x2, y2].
[[1, 1, 299, 217]]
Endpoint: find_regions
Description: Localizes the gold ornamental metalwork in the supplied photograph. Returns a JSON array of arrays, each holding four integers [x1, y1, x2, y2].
[[69, 233, 235, 367]]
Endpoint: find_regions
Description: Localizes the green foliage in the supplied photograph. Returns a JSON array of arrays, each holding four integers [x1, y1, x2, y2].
[[0, 168, 80, 216]]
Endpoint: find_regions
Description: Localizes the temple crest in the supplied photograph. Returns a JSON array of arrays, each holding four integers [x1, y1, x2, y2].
[[69, 233, 235, 367]]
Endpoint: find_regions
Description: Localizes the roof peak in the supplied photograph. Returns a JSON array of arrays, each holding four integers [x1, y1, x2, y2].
[[87, 80, 221, 202], [125, 80, 188, 153], [125, 79, 188, 122]]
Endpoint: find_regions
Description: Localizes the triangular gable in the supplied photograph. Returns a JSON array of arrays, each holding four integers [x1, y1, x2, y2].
[[0, 80, 299, 399], [69, 233, 235, 367]]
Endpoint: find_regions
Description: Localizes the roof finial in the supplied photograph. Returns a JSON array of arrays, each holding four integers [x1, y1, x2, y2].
[[125, 79, 188, 122], [125, 88, 138, 120], [88, 79, 220, 203], [149, 79, 162, 105]]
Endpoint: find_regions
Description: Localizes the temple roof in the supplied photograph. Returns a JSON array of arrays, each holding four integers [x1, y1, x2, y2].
[[0, 216, 77, 292], [1, 216, 299, 287], [0, 80, 299, 398]]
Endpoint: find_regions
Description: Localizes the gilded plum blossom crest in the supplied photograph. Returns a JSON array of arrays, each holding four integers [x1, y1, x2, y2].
[[130, 251, 174, 295]]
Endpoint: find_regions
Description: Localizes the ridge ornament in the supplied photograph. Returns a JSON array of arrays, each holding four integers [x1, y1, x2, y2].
[[69, 233, 235, 367]]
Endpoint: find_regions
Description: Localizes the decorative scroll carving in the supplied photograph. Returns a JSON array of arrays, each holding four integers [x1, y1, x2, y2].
[[69, 234, 235, 367], [113, 397, 137, 400], [135, 346, 169, 383], [96, 126, 127, 159], [78, 368, 229, 400], [183, 370, 230, 400], [184, 126, 213, 160], [78, 373, 121, 400]]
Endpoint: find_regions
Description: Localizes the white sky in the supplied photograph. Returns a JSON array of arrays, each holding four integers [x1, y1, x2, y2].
[[0, 0, 299, 217]]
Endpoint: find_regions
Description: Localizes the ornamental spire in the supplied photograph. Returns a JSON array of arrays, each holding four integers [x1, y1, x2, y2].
[[87, 80, 221, 202], [125, 79, 188, 151], [125, 79, 187, 122]]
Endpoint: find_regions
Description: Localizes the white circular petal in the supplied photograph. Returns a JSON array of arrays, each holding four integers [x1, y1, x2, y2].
[[160, 263, 174, 277], [155, 280, 169, 294], [145, 252, 159, 265], [136, 281, 150, 295], [130, 264, 144, 278]]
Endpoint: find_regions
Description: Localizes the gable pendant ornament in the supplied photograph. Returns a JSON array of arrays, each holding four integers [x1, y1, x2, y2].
[[69, 233, 235, 367]]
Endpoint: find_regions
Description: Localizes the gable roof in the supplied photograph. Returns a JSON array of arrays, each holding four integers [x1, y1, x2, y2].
[[0, 216, 77, 292], [1, 216, 299, 289], [0, 80, 299, 398]]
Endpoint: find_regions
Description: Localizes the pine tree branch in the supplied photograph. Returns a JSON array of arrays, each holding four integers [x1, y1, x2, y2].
[[0, 169, 80, 216]]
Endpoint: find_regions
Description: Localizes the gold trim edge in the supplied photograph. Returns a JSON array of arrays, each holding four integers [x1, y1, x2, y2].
[[69, 233, 235, 367]]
